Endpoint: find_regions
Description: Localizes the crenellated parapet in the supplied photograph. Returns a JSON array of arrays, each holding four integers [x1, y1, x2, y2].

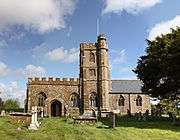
[[28, 77, 79, 85], [80, 43, 96, 50]]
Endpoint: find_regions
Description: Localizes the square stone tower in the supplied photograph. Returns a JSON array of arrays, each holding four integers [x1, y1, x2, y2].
[[79, 34, 111, 113]]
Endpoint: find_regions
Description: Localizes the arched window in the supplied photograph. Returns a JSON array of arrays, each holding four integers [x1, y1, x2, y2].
[[90, 52, 95, 62], [118, 95, 125, 106], [136, 95, 142, 106], [37, 92, 47, 107], [70, 93, 79, 107], [90, 93, 98, 107]]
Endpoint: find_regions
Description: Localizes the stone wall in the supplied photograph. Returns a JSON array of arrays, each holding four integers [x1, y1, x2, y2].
[[130, 94, 151, 114], [81, 81, 97, 109], [68, 107, 80, 117], [27, 77, 80, 117], [109, 94, 130, 114], [9, 113, 31, 125], [109, 93, 151, 114]]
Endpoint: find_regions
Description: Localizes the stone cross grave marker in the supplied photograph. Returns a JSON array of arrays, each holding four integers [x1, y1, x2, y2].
[[28, 106, 39, 130]]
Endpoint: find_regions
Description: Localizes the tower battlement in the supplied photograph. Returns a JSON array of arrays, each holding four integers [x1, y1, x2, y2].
[[80, 43, 96, 50], [28, 77, 79, 85]]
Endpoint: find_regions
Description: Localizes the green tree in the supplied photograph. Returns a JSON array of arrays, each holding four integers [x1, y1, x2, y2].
[[3, 99, 20, 111], [133, 27, 180, 118]]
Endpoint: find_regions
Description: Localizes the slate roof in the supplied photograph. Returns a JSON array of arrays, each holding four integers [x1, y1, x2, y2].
[[110, 80, 143, 94]]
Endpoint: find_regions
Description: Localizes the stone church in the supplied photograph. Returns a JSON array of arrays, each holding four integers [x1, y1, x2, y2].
[[25, 34, 150, 117]]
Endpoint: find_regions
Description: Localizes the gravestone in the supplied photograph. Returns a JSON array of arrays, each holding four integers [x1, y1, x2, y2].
[[110, 112, 116, 128], [143, 110, 149, 121], [138, 112, 142, 121], [28, 106, 39, 130], [0, 110, 5, 116], [34, 106, 39, 127]]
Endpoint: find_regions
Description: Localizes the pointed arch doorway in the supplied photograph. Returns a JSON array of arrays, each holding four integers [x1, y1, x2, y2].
[[51, 100, 62, 117]]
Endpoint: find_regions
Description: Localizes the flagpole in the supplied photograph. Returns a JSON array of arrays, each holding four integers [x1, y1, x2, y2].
[[97, 18, 99, 37]]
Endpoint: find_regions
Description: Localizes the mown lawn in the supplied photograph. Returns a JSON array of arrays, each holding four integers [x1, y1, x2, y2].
[[0, 116, 179, 140]]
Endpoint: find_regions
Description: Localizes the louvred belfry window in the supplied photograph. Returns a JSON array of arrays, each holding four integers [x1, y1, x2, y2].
[[90, 52, 95, 62]]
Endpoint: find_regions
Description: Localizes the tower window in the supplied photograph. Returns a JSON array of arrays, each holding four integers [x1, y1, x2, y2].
[[89, 93, 98, 107], [136, 95, 142, 106], [118, 95, 125, 106], [90, 52, 95, 62], [89, 69, 96, 77]]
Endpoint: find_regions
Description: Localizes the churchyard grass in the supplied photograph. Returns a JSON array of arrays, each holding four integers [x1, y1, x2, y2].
[[0, 116, 179, 140]]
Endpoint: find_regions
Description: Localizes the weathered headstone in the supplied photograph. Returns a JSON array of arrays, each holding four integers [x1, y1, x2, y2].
[[0, 110, 5, 116], [34, 106, 39, 127], [110, 112, 116, 128], [138, 112, 142, 121], [28, 106, 39, 130], [143, 110, 149, 121]]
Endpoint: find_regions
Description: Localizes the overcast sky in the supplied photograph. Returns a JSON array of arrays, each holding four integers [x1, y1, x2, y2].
[[0, 0, 180, 106]]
